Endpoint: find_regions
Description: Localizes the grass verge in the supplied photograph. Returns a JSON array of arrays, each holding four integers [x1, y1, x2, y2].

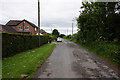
[[2, 43, 56, 78], [78, 41, 120, 67], [65, 38, 120, 67]]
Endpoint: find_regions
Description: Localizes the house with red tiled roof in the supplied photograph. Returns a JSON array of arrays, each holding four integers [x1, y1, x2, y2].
[[1, 19, 47, 35], [3, 19, 38, 35]]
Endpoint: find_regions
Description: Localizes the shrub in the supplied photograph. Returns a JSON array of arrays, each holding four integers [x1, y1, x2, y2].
[[2, 33, 48, 58]]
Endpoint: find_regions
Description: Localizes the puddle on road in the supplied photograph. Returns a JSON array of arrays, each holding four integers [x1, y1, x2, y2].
[[47, 73, 52, 77], [102, 65, 109, 69], [81, 61, 99, 69], [81, 58, 99, 69]]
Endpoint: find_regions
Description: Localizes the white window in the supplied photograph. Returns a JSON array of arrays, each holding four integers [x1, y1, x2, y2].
[[19, 26, 23, 30], [25, 26, 29, 30], [35, 27, 37, 31]]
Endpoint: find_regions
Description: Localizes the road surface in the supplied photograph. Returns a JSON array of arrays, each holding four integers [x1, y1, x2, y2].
[[35, 39, 120, 78]]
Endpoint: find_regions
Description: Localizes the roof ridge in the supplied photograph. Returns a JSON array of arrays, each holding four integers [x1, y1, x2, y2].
[[9, 20, 22, 21], [6, 19, 38, 28]]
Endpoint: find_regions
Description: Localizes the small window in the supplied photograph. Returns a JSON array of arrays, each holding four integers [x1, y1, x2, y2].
[[35, 27, 37, 31], [25, 26, 29, 30], [19, 26, 23, 30]]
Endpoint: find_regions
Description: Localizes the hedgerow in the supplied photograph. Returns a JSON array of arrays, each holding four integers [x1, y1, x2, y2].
[[2, 33, 48, 58]]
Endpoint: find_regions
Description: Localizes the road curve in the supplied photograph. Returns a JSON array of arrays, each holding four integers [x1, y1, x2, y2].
[[34, 39, 120, 78]]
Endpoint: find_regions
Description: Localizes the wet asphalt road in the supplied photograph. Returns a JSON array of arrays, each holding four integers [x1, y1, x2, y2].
[[35, 39, 120, 78]]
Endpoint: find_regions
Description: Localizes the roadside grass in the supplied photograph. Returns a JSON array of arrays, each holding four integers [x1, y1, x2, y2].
[[65, 38, 120, 67], [2, 43, 56, 78], [0, 60, 2, 80], [79, 41, 120, 67]]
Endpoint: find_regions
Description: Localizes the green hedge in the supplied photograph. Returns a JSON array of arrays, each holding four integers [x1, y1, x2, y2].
[[2, 33, 48, 58]]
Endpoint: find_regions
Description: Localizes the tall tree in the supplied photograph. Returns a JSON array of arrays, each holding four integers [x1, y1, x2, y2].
[[77, 2, 120, 43], [52, 29, 60, 36]]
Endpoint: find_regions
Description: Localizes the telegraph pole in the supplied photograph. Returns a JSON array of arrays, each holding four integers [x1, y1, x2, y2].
[[51, 28, 52, 34], [72, 18, 76, 36], [67, 28, 68, 35], [38, 0, 40, 47], [72, 23, 73, 36]]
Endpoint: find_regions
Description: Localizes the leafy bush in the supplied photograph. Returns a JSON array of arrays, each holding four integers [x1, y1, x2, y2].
[[2, 33, 48, 58], [49, 35, 57, 41]]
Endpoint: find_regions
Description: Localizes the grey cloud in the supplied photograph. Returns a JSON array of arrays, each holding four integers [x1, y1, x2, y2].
[[0, 0, 82, 34]]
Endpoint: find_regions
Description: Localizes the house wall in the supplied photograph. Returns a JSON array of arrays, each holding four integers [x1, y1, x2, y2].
[[11, 21, 38, 35]]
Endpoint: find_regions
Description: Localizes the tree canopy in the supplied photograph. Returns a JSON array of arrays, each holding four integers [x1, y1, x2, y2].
[[52, 29, 60, 36], [77, 2, 120, 43]]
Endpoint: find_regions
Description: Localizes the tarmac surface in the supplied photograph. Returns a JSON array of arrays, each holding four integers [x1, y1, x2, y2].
[[35, 39, 120, 79]]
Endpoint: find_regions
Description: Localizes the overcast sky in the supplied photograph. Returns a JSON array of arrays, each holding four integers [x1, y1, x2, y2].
[[0, 0, 82, 35]]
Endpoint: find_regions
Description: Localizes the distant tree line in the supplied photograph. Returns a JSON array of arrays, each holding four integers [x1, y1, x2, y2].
[[52, 29, 60, 36], [77, 2, 120, 43]]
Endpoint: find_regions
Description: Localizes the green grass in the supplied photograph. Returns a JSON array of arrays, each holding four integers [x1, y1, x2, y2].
[[0, 60, 2, 80], [65, 38, 120, 67], [79, 41, 120, 67], [2, 43, 56, 78]]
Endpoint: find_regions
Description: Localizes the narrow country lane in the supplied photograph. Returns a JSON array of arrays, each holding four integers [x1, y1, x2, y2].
[[35, 39, 120, 78]]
